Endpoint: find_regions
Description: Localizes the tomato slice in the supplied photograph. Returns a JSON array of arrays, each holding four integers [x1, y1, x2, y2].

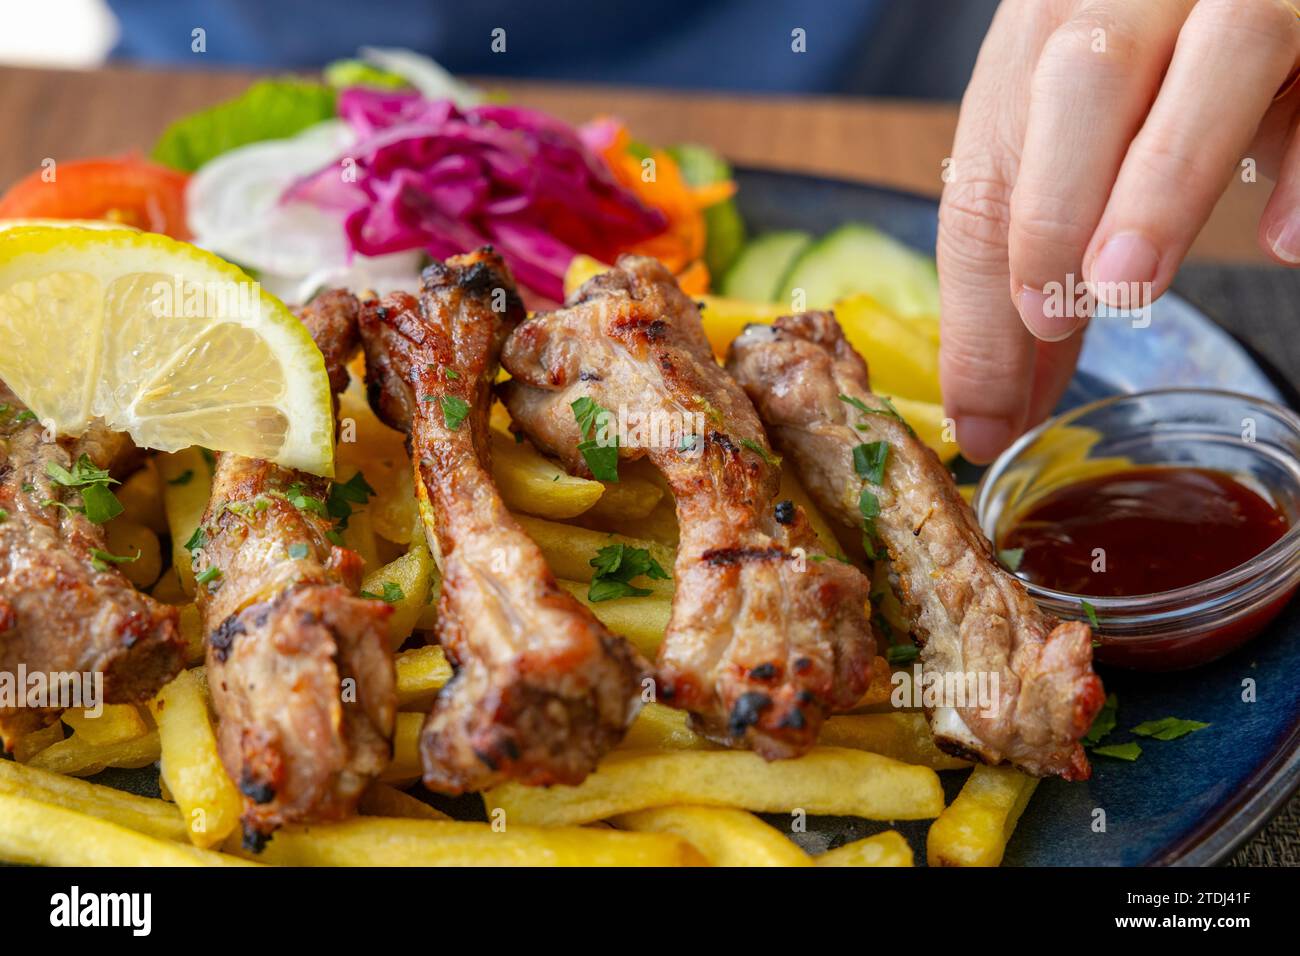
[[0, 155, 190, 239]]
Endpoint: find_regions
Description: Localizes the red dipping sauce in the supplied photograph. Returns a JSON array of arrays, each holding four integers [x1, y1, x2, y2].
[[999, 466, 1296, 669], [1002, 467, 1290, 597]]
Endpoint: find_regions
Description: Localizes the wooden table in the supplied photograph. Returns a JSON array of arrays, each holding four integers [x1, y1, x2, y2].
[[0, 64, 1273, 265]]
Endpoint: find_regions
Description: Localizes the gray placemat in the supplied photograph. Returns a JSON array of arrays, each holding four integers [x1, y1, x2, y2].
[[1173, 263, 1300, 867]]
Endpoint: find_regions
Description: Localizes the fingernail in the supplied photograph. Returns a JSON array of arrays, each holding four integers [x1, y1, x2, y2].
[[1016, 285, 1080, 342], [1265, 216, 1300, 264], [1088, 232, 1160, 307], [955, 415, 1016, 465]]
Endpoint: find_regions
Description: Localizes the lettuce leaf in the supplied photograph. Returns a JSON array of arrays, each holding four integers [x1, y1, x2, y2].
[[152, 79, 336, 172]]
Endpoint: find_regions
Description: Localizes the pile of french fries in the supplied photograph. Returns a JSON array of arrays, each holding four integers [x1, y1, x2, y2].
[[0, 264, 1042, 868]]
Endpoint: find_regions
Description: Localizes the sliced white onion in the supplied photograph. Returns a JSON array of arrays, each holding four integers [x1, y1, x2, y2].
[[358, 46, 483, 107], [186, 121, 357, 278]]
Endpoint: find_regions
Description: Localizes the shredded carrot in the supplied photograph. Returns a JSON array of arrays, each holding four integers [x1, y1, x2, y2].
[[675, 259, 711, 296], [597, 122, 734, 279]]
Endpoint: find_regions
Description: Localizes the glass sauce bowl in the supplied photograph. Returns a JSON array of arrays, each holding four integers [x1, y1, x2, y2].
[[974, 388, 1300, 670]]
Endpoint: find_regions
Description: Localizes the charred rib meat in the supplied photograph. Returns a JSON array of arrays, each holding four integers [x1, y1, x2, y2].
[[727, 311, 1104, 779], [359, 249, 645, 794], [499, 256, 876, 759]]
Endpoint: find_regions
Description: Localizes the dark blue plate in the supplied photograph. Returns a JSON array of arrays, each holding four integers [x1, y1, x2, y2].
[[52, 168, 1298, 869], [734, 167, 1300, 866]]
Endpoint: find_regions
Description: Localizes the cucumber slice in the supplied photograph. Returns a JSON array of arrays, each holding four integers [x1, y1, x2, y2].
[[777, 224, 939, 317], [721, 230, 812, 302]]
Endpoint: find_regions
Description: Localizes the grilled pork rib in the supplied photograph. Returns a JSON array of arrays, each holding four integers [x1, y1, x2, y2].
[[0, 388, 184, 749], [727, 311, 1104, 779], [359, 249, 645, 794], [198, 290, 395, 843], [499, 256, 876, 759]]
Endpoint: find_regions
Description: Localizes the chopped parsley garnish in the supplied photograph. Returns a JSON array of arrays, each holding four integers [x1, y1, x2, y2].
[[1092, 742, 1141, 762], [838, 393, 914, 436], [1080, 599, 1101, 629], [444, 369, 460, 380], [167, 469, 194, 486], [1130, 717, 1210, 741], [858, 487, 880, 523], [0, 509, 7, 523], [288, 542, 310, 560], [184, 526, 207, 553], [14, 410, 37, 424], [571, 397, 619, 482], [196, 566, 223, 587], [285, 482, 328, 516], [327, 471, 375, 528], [739, 437, 779, 466], [89, 547, 139, 572], [571, 396, 604, 438], [21, 483, 34, 494], [44, 454, 123, 524], [998, 547, 1025, 572], [1081, 692, 1118, 748], [587, 543, 669, 602], [361, 581, 405, 603], [885, 644, 919, 665], [440, 395, 470, 430], [852, 441, 889, 484]]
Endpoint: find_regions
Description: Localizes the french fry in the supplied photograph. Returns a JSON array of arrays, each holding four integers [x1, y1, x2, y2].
[[361, 542, 437, 649], [855, 656, 896, 708], [698, 294, 793, 358], [0, 758, 187, 842], [581, 475, 664, 523], [29, 730, 161, 777], [603, 494, 680, 546], [382, 712, 424, 783], [148, 668, 242, 848], [487, 747, 945, 826], [927, 765, 1039, 867], [610, 805, 812, 867], [395, 644, 452, 709], [816, 830, 914, 867], [491, 428, 605, 519], [564, 253, 612, 296], [116, 458, 168, 534], [516, 514, 674, 597], [237, 815, 705, 866], [0, 794, 253, 866], [150, 566, 188, 605], [338, 489, 381, 572], [337, 389, 419, 545], [62, 704, 150, 747], [10, 721, 64, 763], [834, 293, 941, 403], [159, 446, 213, 594], [618, 702, 713, 752], [879, 394, 958, 464], [357, 782, 451, 821], [619, 701, 959, 771], [177, 602, 206, 665], [558, 580, 670, 658], [103, 518, 162, 589], [817, 713, 972, 771]]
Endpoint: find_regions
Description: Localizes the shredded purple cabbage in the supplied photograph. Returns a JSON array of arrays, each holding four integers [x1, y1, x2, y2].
[[283, 88, 666, 300]]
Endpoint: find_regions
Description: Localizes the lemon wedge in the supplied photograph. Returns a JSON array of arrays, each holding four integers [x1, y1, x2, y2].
[[0, 227, 334, 475]]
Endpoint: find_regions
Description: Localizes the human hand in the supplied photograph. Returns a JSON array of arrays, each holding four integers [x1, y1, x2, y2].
[[938, 0, 1300, 462]]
